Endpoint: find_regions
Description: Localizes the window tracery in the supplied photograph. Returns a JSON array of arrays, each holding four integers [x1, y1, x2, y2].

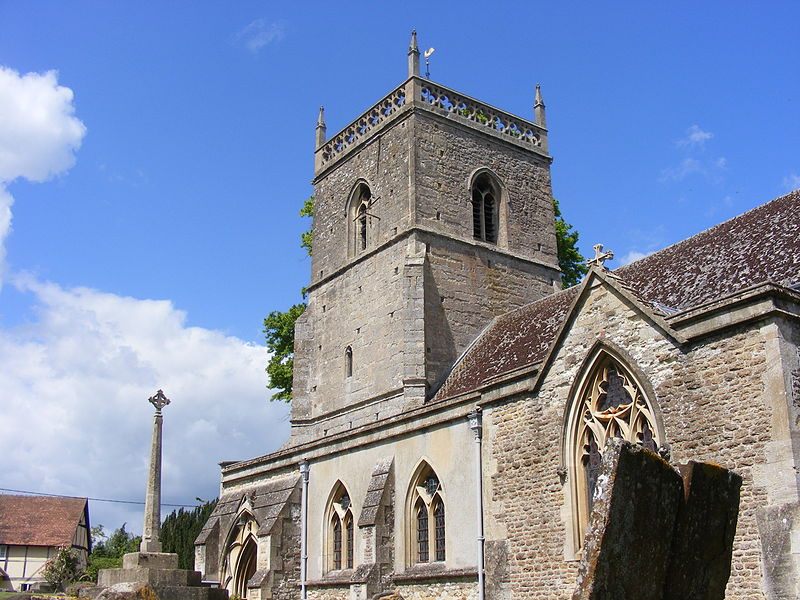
[[348, 182, 373, 255], [471, 173, 499, 243], [409, 465, 445, 564], [327, 484, 354, 571], [565, 352, 663, 552]]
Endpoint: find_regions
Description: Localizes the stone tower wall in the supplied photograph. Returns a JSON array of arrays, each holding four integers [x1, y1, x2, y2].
[[293, 87, 560, 437]]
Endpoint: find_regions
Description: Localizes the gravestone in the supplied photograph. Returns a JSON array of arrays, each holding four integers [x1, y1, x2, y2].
[[572, 439, 742, 600]]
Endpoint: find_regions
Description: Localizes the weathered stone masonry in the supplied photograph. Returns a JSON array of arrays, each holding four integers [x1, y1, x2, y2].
[[196, 33, 800, 600]]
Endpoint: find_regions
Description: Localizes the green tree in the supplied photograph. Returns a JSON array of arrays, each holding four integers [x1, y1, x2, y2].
[[264, 303, 307, 401], [553, 198, 588, 288], [162, 499, 218, 570], [299, 195, 314, 257], [264, 196, 313, 401], [85, 524, 141, 582]]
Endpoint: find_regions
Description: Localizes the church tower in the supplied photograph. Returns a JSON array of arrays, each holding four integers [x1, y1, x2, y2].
[[290, 32, 560, 441]]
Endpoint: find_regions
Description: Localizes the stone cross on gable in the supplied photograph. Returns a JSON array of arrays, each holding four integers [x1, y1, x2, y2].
[[587, 243, 614, 270]]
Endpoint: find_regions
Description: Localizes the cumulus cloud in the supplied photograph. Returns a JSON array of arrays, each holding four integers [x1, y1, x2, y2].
[[676, 124, 713, 149], [783, 173, 800, 191], [0, 274, 289, 532], [0, 66, 86, 280], [235, 19, 285, 53]]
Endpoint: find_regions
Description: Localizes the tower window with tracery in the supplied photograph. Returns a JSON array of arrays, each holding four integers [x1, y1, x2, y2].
[[471, 173, 499, 243], [348, 182, 373, 255], [409, 467, 446, 564], [566, 353, 663, 551], [327, 485, 355, 571]]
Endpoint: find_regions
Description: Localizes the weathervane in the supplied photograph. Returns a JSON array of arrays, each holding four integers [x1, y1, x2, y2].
[[424, 47, 435, 79], [587, 243, 614, 270]]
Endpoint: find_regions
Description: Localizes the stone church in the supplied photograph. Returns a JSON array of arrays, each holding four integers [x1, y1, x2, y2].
[[195, 33, 800, 600]]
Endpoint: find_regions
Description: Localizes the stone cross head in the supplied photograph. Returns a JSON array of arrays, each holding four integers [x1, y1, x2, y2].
[[587, 243, 614, 270], [148, 389, 171, 413]]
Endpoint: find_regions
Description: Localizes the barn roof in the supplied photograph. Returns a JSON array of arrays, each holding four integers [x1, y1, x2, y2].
[[0, 494, 88, 547], [434, 190, 800, 400]]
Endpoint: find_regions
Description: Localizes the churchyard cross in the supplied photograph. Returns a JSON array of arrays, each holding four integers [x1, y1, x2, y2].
[[140, 389, 170, 553]]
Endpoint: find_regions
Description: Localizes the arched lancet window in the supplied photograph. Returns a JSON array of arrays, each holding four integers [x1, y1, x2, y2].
[[345, 346, 353, 378], [348, 182, 373, 255], [471, 172, 500, 244], [409, 465, 446, 564], [327, 483, 355, 571], [564, 351, 663, 553]]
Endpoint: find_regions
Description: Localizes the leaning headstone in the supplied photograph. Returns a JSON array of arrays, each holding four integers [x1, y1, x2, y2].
[[664, 461, 742, 600], [572, 440, 742, 600], [572, 439, 686, 600]]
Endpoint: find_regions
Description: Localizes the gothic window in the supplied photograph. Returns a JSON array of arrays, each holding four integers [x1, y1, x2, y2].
[[564, 351, 663, 553], [348, 182, 373, 256], [471, 172, 500, 243], [345, 346, 353, 378], [409, 465, 446, 564], [327, 483, 355, 571]]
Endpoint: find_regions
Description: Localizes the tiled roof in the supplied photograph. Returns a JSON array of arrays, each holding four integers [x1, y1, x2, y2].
[[434, 287, 579, 399], [0, 495, 87, 547], [616, 190, 800, 310], [195, 475, 299, 545], [434, 190, 800, 400]]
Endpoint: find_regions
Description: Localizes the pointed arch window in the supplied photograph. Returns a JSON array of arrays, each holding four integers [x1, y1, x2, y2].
[[327, 484, 355, 571], [565, 352, 663, 553], [348, 182, 373, 255], [409, 466, 445, 564], [471, 173, 499, 244]]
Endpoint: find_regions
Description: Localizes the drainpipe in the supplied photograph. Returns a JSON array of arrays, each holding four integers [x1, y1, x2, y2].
[[299, 459, 310, 600], [468, 408, 485, 600]]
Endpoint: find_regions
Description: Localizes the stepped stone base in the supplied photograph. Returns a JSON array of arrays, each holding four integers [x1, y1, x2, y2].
[[98, 567, 201, 587], [83, 552, 227, 600], [81, 582, 227, 600]]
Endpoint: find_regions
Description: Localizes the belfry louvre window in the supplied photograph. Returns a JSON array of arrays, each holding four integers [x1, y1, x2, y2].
[[409, 465, 446, 564], [471, 173, 499, 243], [348, 182, 373, 254], [565, 352, 663, 550], [327, 483, 355, 570]]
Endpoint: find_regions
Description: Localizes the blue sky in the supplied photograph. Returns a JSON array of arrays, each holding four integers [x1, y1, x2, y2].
[[1, 1, 798, 534]]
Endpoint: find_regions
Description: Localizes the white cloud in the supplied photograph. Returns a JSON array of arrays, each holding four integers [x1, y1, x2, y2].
[[235, 19, 285, 54], [0, 66, 86, 282], [0, 274, 289, 532], [676, 124, 713, 149], [783, 173, 800, 191], [619, 250, 653, 266], [660, 156, 727, 183]]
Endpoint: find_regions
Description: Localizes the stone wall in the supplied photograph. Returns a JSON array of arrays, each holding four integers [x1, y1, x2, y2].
[[293, 106, 560, 437], [412, 112, 556, 263], [484, 282, 775, 599]]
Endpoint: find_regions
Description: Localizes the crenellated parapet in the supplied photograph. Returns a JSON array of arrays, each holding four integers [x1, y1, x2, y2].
[[314, 76, 549, 176]]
